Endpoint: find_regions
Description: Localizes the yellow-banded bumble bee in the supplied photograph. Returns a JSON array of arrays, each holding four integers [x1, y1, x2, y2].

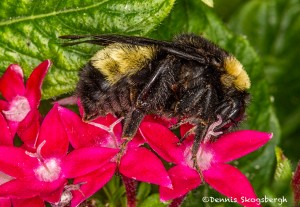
[[61, 34, 250, 157]]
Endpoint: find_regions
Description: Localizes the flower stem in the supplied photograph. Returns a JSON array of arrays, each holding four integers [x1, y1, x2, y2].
[[122, 175, 137, 207], [168, 194, 186, 207]]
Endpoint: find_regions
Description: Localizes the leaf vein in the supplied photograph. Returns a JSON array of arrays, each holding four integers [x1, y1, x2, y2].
[[0, 0, 109, 27]]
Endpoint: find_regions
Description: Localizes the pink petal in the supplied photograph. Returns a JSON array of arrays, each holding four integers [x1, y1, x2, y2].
[[0, 177, 39, 198], [6, 121, 18, 139], [203, 163, 261, 207], [2, 95, 30, 122], [62, 147, 119, 178], [77, 99, 85, 116], [142, 115, 178, 128], [179, 123, 194, 139], [25, 60, 51, 108], [160, 165, 201, 201], [55, 95, 77, 105], [40, 184, 64, 203], [39, 180, 68, 200], [17, 109, 41, 149], [59, 107, 121, 149], [0, 64, 25, 101], [78, 100, 122, 141], [0, 198, 11, 207], [127, 131, 145, 149], [0, 176, 66, 199], [92, 114, 123, 145], [209, 130, 273, 163], [12, 196, 45, 207], [0, 113, 13, 146], [0, 171, 14, 186], [71, 162, 116, 207], [0, 146, 37, 177], [60, 107, 111, 149], [139, 122, 184, 164], [119, 147, 172, 188], [0, 100, 8, 110], [292, 161, 300, 205], [57, 106, 93, 148], [37, 104, 69, 158]]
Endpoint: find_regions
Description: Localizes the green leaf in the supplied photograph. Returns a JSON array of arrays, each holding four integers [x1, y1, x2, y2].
[[274, 147, 292, 182], [266, 147, 293, 204], [260, 147, 293, 207], [137, 182, 151, 201], [0, 0, 175, 99], [228, 0, 300, 165], [138, 194, 168, 207]]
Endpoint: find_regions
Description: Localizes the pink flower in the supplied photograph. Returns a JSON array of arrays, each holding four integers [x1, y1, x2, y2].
[[13, 197, 45, 207], [0, 112, 12, 146], [292, 161, 300, 206], [0, 109, 45, 207], [0, 196, 45, 207], [0, 104, 117, 206], [0, 60, 51, 148], [140, 121, 273, 207], [59, 107, 172, 206]]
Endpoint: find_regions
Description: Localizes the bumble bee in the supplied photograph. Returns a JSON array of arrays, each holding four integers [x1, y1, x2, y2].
[[61, 34, 250, 156]]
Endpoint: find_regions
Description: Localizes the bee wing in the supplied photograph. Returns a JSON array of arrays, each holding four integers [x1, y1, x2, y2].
[[60, 34, 171, 46], [59, 34, 206, 63]]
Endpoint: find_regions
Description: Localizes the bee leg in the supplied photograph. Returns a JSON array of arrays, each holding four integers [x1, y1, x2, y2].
[[137, 56, 176, 105], [191, 116, 223, 168], [191, 123, 208, 169], [169, 117, 194, 130], [215, 98, 242, 131], [191, 124, 208, 155], [203, 115, 223, 142], [174, 86, 207, 115], [122, 108, 145, 140], [225, 99, 244, 122]]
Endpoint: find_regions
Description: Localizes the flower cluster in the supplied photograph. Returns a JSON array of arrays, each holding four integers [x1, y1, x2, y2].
[[0, 61, 272, 207]]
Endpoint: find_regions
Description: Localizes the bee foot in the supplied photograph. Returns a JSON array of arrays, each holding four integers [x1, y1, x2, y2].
[[203, 115, 223, 143], [191, 154, 204, 182]]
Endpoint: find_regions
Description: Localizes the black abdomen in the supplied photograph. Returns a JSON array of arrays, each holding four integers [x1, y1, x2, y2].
[[77, 62, 133, 120]]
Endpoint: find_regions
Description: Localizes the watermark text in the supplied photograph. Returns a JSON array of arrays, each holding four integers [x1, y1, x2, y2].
[[202, 195, 288, 205]]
